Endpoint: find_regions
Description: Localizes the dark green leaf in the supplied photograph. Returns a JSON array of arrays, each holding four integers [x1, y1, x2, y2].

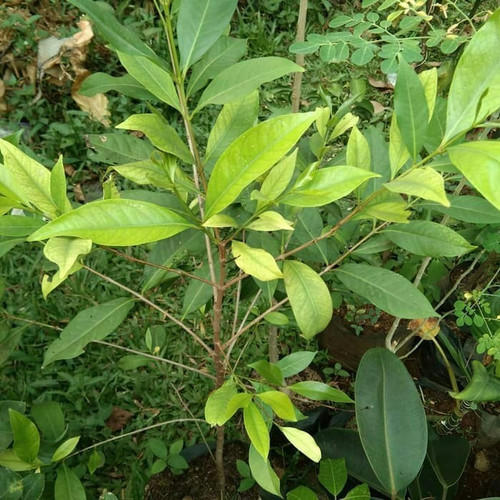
[[9, 410, 40, 464], [79, 73, 155, 100], [54, 464, 86, 500]]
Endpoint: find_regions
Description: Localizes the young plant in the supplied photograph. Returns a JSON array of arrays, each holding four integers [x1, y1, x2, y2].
[[0, 1, 499, 499]]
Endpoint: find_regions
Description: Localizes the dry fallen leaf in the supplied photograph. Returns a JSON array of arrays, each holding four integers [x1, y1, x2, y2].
[[72, 72, 110, 126], [408, 317, 440, 340], [370, 100, 387, 115], [0, 80, 6, 113], [368, 76, 394, 91], [105, 406, 134, 432]]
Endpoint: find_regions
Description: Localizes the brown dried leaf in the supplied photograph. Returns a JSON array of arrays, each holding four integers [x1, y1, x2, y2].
[[408, 317, 440, 340], [73, 183, 85, 203], [368, 76, 394, 91], [105, 406, 134, 432], [370, 100, 387, 115], [71, 72, 110, 126]]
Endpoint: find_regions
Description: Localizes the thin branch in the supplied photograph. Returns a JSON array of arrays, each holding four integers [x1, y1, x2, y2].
[[0, 314, 62, 331], [291, 0, 308, 113], [92, 340, 215, 380], [83, 265, 213, 355], [69, 418, 206, 458]]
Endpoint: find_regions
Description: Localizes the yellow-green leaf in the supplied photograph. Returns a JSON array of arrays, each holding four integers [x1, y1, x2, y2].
[[232, 241, 283, 281], [247, 211, 294, 231], [257, 391, 297, 421], [244, 403, 270, 459], [279, 426, 321, 462]]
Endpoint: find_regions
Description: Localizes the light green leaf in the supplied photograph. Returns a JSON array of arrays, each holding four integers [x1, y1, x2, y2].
[[264, 312, 289, 326], [244, 403, 270, 459], [282, 166, 378, 207], [204, 380, 237, 426], [248, 360, 284, 386], [203, 214, 238, 228], [79, 73, 155, 100], [112, 161, 172, 190], [31, 401, 65, 442], [88, 133, 153, 165], [318, 458, 347, 496], [247, 211, 294, 231], [117, 52, 180, 111], [50, 156, 71, 215], [384, 167, 450, 206], [276, 351, 317, 378], [256, 391, 296, 421], [393, 59, 428, 158], [0, 139, 57, 218], [256, 150, 297, 210], [448, 141, 500, 210], [187, 36, 247, 96], [335, 264, 436, 319], [182, 260, 218, 317], [232, 242, 283, 281], [288, 381, 353, 403], [359, 200, 410, 223], [177, 0, 238, 71], [0, 450, 38, 471], [420, 195, 500, 224], [287, 486, 318, 500], [418, 68, 438, 120], [52, 436, 80, 462], [43, 298, 134, 367], [444, 10, 500, 142], [54, 464, 86, 500], [344, 483, 371, 499], [204, 91, 259, 171], [197, 57, 303, 110], [0, 216, 45, 237], [329, 112, 359, 141], [347, 127, 371, 170], [223, 393, 253, 423], [205, 112, 316, 219], [279, 426, 321, 462], [356, 348, 427, 495], [68, 0, 158, 60], [28, 199, 195, 246], [248, 444, 282, 498], [384, 221, 476, 257], [116, 114, 192, 164], [389, 115, 410, 178], [450, 361, 500, 402], [41, 237, 92, 298], [9, 410, 39, 464], [283, 261, 332, 339], [353, 235, 394, 255]]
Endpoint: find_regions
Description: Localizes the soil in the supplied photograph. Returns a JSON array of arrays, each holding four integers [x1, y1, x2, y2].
[[144, 442, 258, 500]]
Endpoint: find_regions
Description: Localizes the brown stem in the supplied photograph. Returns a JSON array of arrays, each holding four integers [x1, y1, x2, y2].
[[215, 425, 226, 496], [291, 0, 308, 113]]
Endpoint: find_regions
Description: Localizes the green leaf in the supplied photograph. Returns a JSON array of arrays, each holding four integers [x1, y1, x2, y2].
[[0, 139, 57, 218], [204, 380, 237, 426], [21, 473, 45, 500], [187, 36, 247, 96], [204, 91, 259, 171], [418, 68, 438, 120], [54, 464, 86, 500], [279, 426, 321, 462], [181, 260, 218, 317], [197, 57, 303, 110], [224, 393, 253, 423], [287, 486, 318, 500], [52, 436, 80, 462], [420, 195, 500, 224], [116, 114, 192, 164], [318, 458, 347, 496], [288, 381, 353, 403], [384, 167, 450, 206], [248, 360, 284, 386], [0, 468, 23, 500], [68, 0, 158, 60], [384, 221, 476, 257], [264, 312, 289, 326], [351, 45, 375, 66], [205, 112, 316, 219], [344, 483, 370, 499], [88, 450, 104, 474], [388, 115, 410, 178], [0, 216, 45, 237], [117, 52, 180, 111], [248, 444, 282, 498], [244, 403, 270, 459], [329, 112, 359, 142], [112, 161, 173, 190], [50, 157, 71, 215], [246, 211, 294, 231], [9, 410, 39, 464], [393, 59, 428, 158], [43, 298, 134, 367], [41, 237, 92, 298], [177, 0, 238, 71], [232, 241, 283, 281], [355, 348, 427, 495], [0, 450, 37, 472], [256, 391, 296, 421], [31, 401, 65, 442], [347, 127, 371, 170], [88, 133, 153, 165], [353, 235, 394, 255], [335, 264, 436, 319], [444, 10, 500, 141], [0, 401, 25, 450], [450, 361, 500, 402], [281, 166, 378, 207], [28, 199, 195, 246], [283, 261, 332, 339], [79, 73, 155, 100], [276, 351, 317, 378], [448, 141, 500, 211], [167, 454, 189, 470], [427, 435, 470, 488]]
